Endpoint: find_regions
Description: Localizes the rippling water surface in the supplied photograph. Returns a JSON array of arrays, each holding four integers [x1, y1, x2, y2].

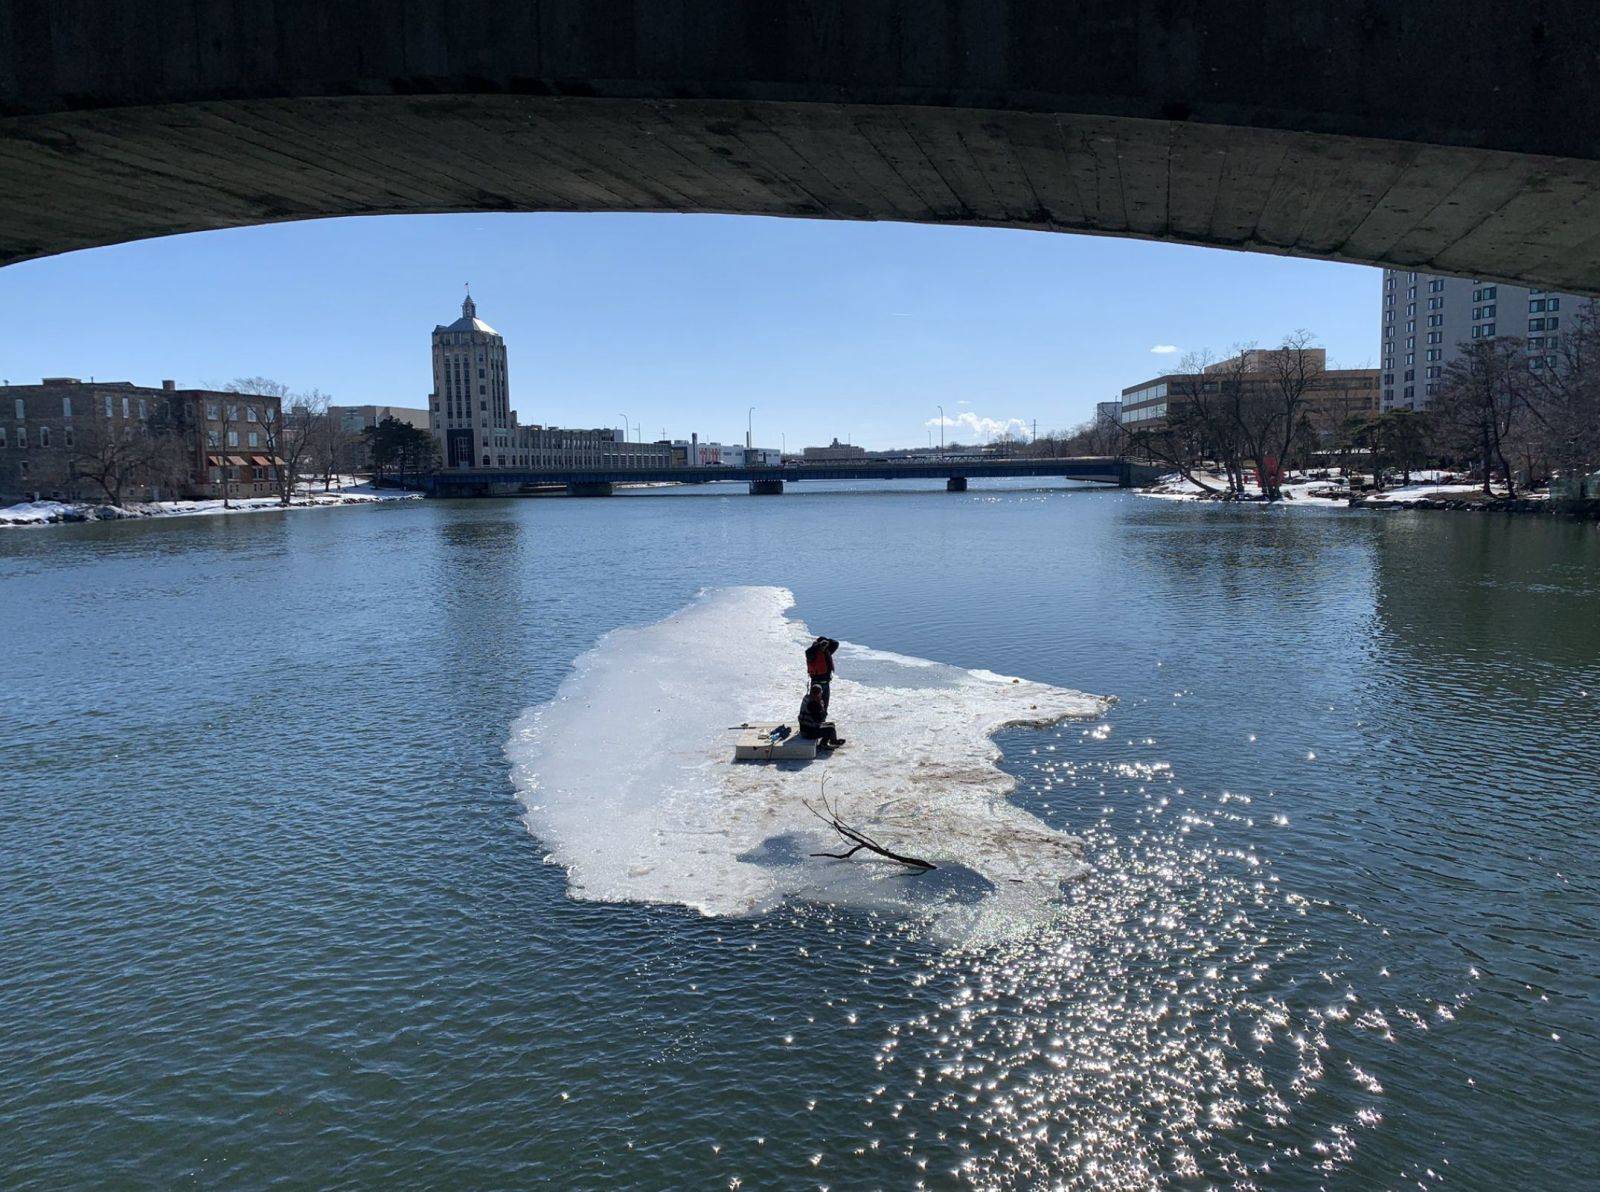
[[3, 483, 1597, 1188]]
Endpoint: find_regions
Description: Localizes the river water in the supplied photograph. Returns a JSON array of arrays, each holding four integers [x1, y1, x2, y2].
[[3, 482, 1597, 1189]]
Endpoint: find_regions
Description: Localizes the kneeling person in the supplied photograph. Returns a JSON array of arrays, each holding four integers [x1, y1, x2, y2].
[[798, 683, 845, 749]]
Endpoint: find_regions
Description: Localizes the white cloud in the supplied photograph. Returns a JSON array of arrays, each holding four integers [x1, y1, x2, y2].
[[1149, 344, 1179, 355], [923, 411, 1029, 442]]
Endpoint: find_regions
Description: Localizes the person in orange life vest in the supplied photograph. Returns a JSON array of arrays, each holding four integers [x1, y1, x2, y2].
[[804, 636, 840, 712], [798, 683, 844, 748]]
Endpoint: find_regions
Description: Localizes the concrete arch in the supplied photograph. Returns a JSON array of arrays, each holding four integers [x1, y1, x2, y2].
[[5, 1, 1600, 287]]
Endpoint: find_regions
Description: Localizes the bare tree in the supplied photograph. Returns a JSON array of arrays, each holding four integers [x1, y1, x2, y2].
[[1522, 303, 1600, 482], [1432, 337, 1528, 497], [254, 387, 328, 505], [1236, 331, 1321, 500], [315, 410, 356, 490], [66, 416, 152, 505]]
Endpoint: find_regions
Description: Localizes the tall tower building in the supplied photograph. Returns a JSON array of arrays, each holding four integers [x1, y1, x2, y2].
[[1378, 270, 1585, 412], [431, 292, 511, 469]]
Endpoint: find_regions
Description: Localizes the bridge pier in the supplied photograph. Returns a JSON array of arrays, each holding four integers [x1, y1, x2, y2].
[[567, 481, 614, 497], [748, 479, 784, 496], [946, 476, 968, 492]]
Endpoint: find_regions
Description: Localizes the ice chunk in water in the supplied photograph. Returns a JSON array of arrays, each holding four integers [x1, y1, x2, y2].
[[505, 586, 1107, 933]]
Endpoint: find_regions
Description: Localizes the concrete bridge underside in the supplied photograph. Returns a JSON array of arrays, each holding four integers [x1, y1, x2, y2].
[[6, 3, 1600, 290]]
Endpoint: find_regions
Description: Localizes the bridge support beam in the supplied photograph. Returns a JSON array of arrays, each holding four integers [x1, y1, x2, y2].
[[748, 479, 784, 496], [567, 481, 614, 497], [946, 476, 968, 492]]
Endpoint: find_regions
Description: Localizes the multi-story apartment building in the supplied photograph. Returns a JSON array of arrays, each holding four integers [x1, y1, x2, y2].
[[428, 293, 671, 471], [0, 377, 283, 503], [1377, 269, 1588, 411], [1120, 348, 1378, 433]]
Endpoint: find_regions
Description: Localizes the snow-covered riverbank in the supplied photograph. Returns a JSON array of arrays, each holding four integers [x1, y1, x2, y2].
[[1139, 470, 1544, 506], [1, 482, 420, 527]]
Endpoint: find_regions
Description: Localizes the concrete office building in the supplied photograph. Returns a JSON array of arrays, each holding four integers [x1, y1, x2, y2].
[[1, 377, 283, 502], [1095, 400, 1122, 427], [329, 403, 430, 473], [1378, 269, 1589, 411], [1121, 349, 1378, 434]]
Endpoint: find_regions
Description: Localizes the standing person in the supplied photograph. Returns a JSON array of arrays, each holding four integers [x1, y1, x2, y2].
[[805, 636, 841, 711], [798, 683, 844, 749]]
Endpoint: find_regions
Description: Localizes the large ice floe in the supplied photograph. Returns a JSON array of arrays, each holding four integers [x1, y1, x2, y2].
[[506, 586, 1108, 936]]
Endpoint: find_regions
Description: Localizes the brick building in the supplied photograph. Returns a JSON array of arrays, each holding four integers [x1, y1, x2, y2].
[[0, 377, 283, 504], [1119, 349, 1379, 437]]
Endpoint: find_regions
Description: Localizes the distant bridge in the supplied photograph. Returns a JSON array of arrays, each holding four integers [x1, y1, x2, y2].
[[424, 456, 1162, 497]]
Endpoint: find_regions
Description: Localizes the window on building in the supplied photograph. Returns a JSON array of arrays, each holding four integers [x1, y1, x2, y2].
[[39, 426, 50, 448], [16, 426, 26, 449], [227, 404, 238, 421], [1425, 349, 1441, 361], [1531, 357, 1545, 370], [1406, 320, 1416, 334], [104, 395, 113, 417], [64, 427, 73, 447], [18, 460, 27, 477], [227, 430, 239, 447], [0, 427, 7, 449], [1530, 298, 1546, 313], [1383, 373, 1394, 385], [1385, 293, 1394, 307], [207, 430, 221, 447], [1549, 316, 1560, 330], [1405, 353, 1415, 365], [1429, 314, 1443, 327], [1428, 297, 1443, 310], [1404, 385, 1415, 398], [1430, 279, 1444, 292], [122, 396, 130, 418], [1529, 318, 1545, 331], [1407, 285, 1417, 299], [13, 398, 24, 419], [1548, 297, 1561, 311], [1528, 336, 1545, 349], [1426, 366, 1441, 379], [206, 402, 219, 420], [1406, 303, 1416, 316], [62, 396, 72, 417], [247, 431, 259, 448], [1406, 337, 1415, 350], [1427, 331, 1442, 344], [1484, 323, 1495, 336], [137, 399, 146, 418]]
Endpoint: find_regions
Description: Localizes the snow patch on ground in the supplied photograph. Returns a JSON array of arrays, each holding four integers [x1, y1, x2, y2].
[[1140, 470, 1543, 505], [0, 481, 419, 526], [506, 586, 1107, 938]]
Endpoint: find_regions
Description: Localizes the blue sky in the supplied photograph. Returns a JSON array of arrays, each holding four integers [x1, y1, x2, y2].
[[0, 213, 1377, 450]]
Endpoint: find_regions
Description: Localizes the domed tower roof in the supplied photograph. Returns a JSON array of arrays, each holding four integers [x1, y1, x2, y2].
[[436, 291, 499, 336]]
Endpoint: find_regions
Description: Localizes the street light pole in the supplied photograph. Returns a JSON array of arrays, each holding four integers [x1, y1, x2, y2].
[[620, 412, 629, 444], [747, 405, 755, 450], [937, 404, 945, 458]]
